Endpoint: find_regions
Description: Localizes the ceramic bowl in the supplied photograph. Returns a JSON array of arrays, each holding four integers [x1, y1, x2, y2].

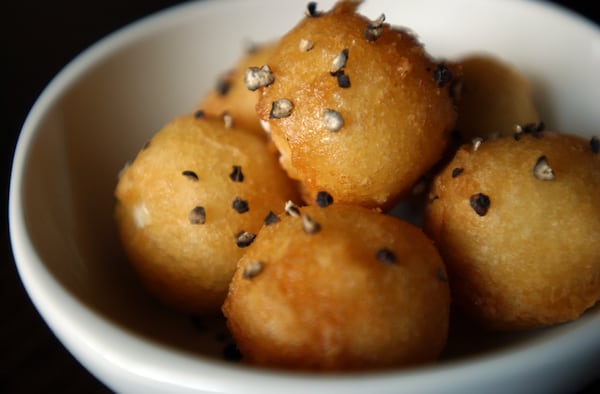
[[10, 0, 600, 393]]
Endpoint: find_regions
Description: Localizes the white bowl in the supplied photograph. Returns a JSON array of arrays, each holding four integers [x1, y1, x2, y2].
[[9, 0, 600, 393]]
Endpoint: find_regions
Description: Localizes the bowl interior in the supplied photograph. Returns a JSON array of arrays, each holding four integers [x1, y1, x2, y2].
[[10, 0, 600, 392]]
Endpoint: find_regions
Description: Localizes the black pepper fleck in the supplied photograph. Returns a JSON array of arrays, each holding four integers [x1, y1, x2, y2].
[[243, 261, 264, 279], [189, 206, 206, 224], [364, 14, 385, 41], [264, 211, 280, 226], [232, 197, 249, 213], [302, 214, 321, 234], [315, 191, 334, 207], [451, 167, 464, 178], [270, 99, 293, 119], [591, 136, 600, 153], [469, 193, 490, 216], [323, 109, 344, 132], [433, 63, 453, 88], [236, 231, 256, 248], [514, 121, 545, 140], [376, 248, 396, 264], [299, 38, 314, 52], [333, 70, 351, 88], [216, 77, 231, 96], [229, 165, 244, 182], [285, 200, 301, 217], [533, 155, 555, 181], [244, 65, 274, 91], [305, 2, 321, 17], [223, 112, 234, 129], [330, 48, 349, 74], [182, 170, 199, 181]]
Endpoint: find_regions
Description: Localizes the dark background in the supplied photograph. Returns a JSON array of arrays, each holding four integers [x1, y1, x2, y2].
[[1, 1, 599, 392]]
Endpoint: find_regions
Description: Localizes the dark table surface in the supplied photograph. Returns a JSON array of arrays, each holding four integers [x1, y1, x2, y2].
[[2, 1, 599, 393]]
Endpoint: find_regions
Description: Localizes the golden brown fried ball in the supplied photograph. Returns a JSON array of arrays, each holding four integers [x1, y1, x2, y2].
[[223, 203, 450, 370], [424, 131, 600, 331], [255, 1, 459, 209], [114, 114, 298, 315], [455, 54, 540, 142], [197, 42, 275, 138]]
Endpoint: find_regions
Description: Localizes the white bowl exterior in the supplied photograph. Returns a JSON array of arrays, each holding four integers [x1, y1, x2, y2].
[[9, 0, 600, 393]]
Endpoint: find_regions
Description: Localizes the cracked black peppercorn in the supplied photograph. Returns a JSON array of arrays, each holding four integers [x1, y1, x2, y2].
[[470, 193, 490, 216], [315, 191, 334, 207], [376, 248, 397, 264]]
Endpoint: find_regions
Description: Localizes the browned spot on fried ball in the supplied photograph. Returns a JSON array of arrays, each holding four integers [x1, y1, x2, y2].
[[189, 206, 206, 224], [470, 193, 490, 216]]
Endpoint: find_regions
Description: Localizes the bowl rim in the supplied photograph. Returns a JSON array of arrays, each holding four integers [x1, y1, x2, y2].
[[9, 0, 600, 392]]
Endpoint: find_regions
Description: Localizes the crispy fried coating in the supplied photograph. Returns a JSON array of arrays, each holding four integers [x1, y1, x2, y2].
[[455, 54, 540, 142], [197, 42, 276, 138], [223, 204, 450, 370], [424, 131, 600, 330], [256, 1, 459, 209], [115, 114, 298, 315]]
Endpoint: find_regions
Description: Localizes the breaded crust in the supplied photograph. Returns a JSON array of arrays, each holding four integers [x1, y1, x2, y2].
[[424, 131, 600, 330]]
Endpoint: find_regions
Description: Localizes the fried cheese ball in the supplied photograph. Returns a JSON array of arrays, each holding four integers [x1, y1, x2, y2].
[[115, 114, 298, 315], [254, 1, 459, 209], [455, 54, 540, 142], [197, 42, 275, 138], [223, 203, 450, 370], [424, 131, 600, 331]]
